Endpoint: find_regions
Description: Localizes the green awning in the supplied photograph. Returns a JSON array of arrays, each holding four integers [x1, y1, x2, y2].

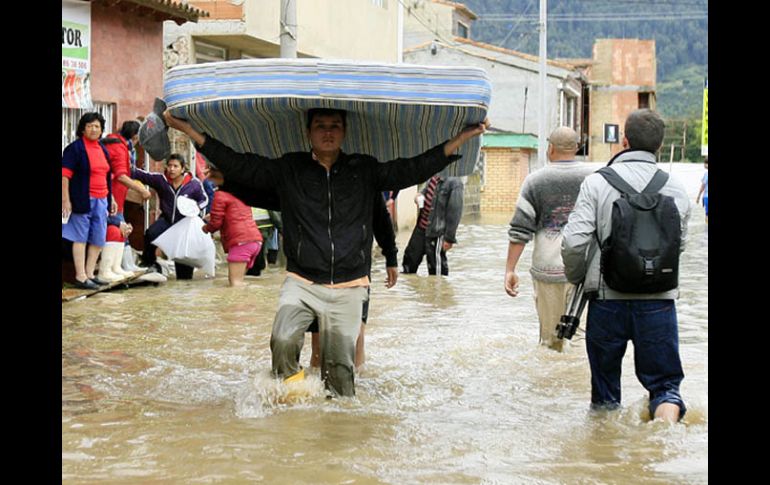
[[482, 133, 538, 149]]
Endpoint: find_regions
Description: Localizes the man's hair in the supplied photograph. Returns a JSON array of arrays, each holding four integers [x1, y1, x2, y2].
[[306, 108, 347, 130], [548, 126, 580, 152], [167, 153, 187, 169], [76, 112, 106, 138], [624, 109, 665, 153], [119, 120, 141, 140]]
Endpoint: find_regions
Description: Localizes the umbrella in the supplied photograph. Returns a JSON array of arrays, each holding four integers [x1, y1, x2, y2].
[[162, 58, 491, 177]]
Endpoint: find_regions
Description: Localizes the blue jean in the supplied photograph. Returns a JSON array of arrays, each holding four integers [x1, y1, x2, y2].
[[586, 299, 686, 419]]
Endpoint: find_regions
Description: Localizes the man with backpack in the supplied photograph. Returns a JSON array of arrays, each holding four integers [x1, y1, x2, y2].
[[561, 109, 691, 422]]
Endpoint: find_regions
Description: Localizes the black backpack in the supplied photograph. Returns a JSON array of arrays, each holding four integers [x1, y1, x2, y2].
[[597, 167, 681, 293]]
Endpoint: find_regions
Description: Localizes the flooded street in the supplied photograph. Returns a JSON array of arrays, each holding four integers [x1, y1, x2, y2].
[[62, 164, 707, 484]]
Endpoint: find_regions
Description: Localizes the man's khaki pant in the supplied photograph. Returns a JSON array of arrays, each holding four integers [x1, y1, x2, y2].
[[533, 280, 576, 352], [270, 277, 367, 396]]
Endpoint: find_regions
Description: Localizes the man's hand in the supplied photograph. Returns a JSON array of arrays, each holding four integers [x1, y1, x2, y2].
[[385, 266, 398, 288], [139, 186, 152, 200], [163, 110, 206, 146], [504, 270, 520, 297], [442, 241, 453, 252], [110, 198, 118, 216], [444, 118, 490, 156]]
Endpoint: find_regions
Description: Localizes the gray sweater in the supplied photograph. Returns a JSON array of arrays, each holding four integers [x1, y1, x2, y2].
[[508, 161, 596, 283]]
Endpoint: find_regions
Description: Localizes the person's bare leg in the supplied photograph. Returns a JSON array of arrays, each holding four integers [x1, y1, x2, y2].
[[85, 245, 103, 279], [310, 332, 320, 368], [355, 323, 365, 370], [653, 402, 680, 423], [228, 262, 247, 287], [72, 242, 88, 282]]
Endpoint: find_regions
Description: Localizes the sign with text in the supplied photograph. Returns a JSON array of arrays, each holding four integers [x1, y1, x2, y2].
[[62, 0, 92, 108], [701, 79, 708, 156], [604, 123, 619, 144]]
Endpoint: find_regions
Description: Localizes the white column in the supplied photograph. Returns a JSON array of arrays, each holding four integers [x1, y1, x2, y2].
[[537, 0, 548, 169]]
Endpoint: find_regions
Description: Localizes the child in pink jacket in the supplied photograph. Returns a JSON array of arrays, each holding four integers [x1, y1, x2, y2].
[[203, 167, 263, 286]]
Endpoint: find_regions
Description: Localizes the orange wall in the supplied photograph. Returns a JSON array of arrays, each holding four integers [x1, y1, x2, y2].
[[90, 3, 164, 132]]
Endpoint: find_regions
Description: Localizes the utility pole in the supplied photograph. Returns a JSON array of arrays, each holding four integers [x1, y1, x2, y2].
[[537, 0, 548, 169], [280, 0, 297, 58]]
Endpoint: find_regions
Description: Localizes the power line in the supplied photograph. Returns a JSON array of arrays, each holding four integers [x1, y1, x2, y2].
[[478, 12, 708, 22], [398, 0, 456, 46]]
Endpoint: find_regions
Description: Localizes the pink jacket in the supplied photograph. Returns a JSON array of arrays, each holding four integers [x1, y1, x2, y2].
[[203, 190, 262, 251]]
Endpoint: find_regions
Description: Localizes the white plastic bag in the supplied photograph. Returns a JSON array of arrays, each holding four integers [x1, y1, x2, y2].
[[152, 216, 216, 277]]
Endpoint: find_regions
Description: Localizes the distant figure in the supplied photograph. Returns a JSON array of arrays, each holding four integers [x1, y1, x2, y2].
[[695, 157, 708, 223], [203, 166, 263, 287], [562, 109, 692, 423], [504, 126, 595, 351], [401, 174, 464, 276], [383, 189, 399, 230]]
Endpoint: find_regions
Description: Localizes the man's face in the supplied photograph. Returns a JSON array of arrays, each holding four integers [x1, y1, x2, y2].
[[308, 114, 345, 155], [166, 159, 184, 180]]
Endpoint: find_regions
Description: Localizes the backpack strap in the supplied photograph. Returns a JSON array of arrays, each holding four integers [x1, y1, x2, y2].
[[641, 169, 669, 194], [597, 167, 638, 195], [597, 167, 670, 196]]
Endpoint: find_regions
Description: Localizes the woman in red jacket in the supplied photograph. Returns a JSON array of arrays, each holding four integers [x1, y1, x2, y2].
[[203, 167, 263, 286]]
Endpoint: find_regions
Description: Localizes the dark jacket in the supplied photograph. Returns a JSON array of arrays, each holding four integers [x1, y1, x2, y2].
[[61, 138, 113, 214], [371, 194, 398, 268], [198, 136, 458, 284], [423, 176, 464, 243], [131, 169, 208, 224], [225, 182, 397, 270]]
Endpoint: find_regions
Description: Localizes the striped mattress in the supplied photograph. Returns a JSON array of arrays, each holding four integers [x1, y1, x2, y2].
[[163, 58, 491, 177]]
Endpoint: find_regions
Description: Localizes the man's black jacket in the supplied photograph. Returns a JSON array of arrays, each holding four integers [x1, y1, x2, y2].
[[198, 136, 459, 284], [221, 180, 399, 271]]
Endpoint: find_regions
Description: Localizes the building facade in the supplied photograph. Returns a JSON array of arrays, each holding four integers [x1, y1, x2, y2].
[[585, 38, 657, 162]]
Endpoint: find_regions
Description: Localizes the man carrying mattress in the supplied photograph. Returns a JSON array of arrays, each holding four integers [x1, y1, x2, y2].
[[164, 108, 488, 397]]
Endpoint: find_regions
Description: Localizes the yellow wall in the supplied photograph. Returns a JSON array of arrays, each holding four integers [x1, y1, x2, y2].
[[245, 0, 400, 62]]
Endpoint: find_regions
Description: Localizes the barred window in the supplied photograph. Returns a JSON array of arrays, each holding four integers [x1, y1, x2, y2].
[[62, 102, 115, 153]]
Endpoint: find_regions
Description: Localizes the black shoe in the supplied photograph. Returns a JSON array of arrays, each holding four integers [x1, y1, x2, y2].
[[90, 277, 110, 286], [74, 278, 101, 290]]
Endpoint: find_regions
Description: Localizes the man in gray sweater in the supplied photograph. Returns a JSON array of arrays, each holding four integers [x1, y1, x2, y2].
[[504, 126, 595, 351], [561, 109, 691, 422]]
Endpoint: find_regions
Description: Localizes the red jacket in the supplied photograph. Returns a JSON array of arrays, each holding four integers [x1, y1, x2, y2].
[[203, 190, 262, 251], [102, 133, 131, 213]]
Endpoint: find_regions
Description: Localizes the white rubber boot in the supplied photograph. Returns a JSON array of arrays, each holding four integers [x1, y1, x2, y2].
[[108, 242, 133, 277], [97, 244, 122, 282], [122, 245, 143, 272]]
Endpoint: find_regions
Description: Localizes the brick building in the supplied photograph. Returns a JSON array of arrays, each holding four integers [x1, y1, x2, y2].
[[62, 0, 208, 283], [479, 133, 537, 215], [585, 39, 657, 161]]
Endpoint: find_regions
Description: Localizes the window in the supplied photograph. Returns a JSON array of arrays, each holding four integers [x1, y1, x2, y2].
[[638, 92, 651, 109], [370, 0, 387, 8], [194, 40, 227, 63], [62, 103, 115, 153], [457, 22, 469, 39], [559, 91, 577, 129]]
